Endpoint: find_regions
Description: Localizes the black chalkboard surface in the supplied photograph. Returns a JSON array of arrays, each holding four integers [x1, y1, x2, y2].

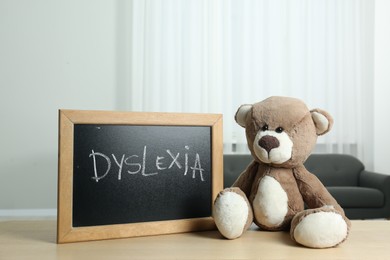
[[73, 124, 211, 227], [57, 110, 223, 243]]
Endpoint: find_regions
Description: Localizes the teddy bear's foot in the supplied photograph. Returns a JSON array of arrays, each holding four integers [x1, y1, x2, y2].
[[290, 207, 350, 248], [213, 187, 253, 239]]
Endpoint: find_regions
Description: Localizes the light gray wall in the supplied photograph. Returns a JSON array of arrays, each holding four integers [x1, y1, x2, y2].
[[374, 0, 390, 175], [0, 0, 118, 214]]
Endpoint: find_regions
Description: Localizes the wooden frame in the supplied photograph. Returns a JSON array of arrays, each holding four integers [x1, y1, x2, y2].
[[57, 110, 223, 243]]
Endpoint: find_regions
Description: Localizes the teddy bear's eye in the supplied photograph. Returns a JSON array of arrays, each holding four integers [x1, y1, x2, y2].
[[275, 127, 284, 133], [261, 124, 269, 131]]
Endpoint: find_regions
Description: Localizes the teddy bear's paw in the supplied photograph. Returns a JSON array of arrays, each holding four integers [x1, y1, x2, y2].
[[213, 188, 252, 239], [292, 211, 348, 248]]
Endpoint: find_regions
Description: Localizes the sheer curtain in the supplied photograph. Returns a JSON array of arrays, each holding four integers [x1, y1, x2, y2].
[[117, 0, 374, 169]]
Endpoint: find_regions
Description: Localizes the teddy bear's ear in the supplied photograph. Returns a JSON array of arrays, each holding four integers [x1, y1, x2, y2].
[[235, 104, 252, 128], [310, 109, 334, 136]]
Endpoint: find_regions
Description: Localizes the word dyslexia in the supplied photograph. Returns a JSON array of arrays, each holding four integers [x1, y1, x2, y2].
[[89, 145, 206, 182]]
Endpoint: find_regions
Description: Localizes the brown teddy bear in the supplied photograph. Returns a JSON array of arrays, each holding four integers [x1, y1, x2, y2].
[[213, 96, 351, 248]]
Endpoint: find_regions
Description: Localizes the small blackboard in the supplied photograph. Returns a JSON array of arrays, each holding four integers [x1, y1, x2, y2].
[[73, 124, 212, 227], [57, 110, 223, 243]]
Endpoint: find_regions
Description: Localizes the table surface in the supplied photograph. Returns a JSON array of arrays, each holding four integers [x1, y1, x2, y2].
[[0, 220, 389, 259]]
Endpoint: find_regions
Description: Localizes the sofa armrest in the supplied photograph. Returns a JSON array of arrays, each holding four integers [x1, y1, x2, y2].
[[359, 170, 390, 211], [360, 170, 390, 189]]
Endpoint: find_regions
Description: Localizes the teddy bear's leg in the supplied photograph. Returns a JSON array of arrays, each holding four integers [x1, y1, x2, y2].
[[213, 187, 253, 239], [290, 206, 351, 248]]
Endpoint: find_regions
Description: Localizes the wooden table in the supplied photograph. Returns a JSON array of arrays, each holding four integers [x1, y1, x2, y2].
[[0, 220, 389, 259]]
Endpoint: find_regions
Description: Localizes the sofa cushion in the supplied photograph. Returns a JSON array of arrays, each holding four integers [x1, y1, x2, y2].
[[304, 154, 364, 186], [327, 187, 384, 208], [223, 154, 253, 187]]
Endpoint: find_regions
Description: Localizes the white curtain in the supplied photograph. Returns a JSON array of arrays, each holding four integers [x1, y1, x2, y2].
[[117, 0, 374, 169]]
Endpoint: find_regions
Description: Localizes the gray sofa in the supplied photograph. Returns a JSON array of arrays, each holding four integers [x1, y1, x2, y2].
[[223, 153, 390, 219]]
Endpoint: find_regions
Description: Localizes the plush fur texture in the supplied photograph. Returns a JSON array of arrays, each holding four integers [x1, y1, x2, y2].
[[253, 130, 293, 164], [213, 188, 253, 239], [291, 208, 349, 248], [252, 176, 288, 227], [213, 96, 351, 248]]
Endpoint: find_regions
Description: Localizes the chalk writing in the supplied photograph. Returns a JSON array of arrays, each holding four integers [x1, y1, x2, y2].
[[89, 150, 111, 182], [88, 145, 205, 182]]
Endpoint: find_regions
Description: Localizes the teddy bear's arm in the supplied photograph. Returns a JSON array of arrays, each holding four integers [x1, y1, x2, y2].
[[293, 166, 344, 214], [232, 160, 259, 198]]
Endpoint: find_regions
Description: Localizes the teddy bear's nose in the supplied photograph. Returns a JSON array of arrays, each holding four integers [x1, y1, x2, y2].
[[258, 135, 280, 153]]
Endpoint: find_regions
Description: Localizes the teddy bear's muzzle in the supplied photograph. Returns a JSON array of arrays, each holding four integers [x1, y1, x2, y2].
[[258, 135, 280, 153]]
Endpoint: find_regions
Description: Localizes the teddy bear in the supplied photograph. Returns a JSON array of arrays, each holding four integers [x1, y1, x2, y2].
[[213, 96, 351, 248]]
